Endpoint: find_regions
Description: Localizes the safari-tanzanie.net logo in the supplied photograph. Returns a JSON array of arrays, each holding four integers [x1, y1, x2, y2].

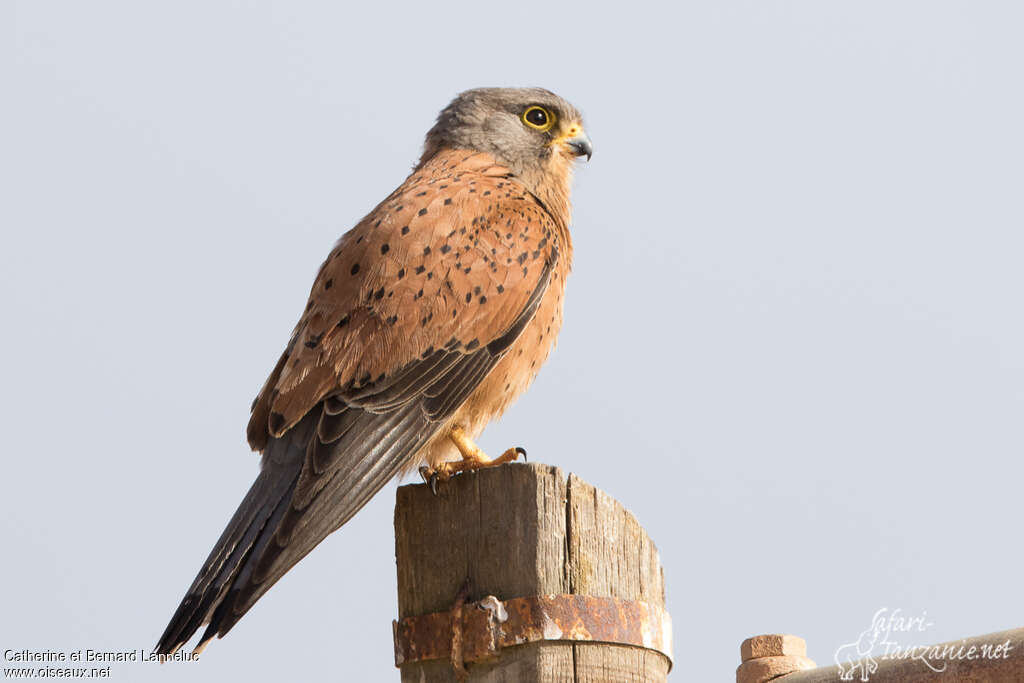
[[833, 608, 1013, 681]]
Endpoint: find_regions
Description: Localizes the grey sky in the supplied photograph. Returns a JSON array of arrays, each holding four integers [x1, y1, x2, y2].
[[4, 1, 1022, 680]]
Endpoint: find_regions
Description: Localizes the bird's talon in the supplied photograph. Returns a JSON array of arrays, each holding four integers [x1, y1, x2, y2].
[[419, 465, 441, 495]]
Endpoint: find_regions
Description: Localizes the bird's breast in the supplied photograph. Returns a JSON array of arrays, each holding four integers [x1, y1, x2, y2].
[[418, 253, 570, 469]]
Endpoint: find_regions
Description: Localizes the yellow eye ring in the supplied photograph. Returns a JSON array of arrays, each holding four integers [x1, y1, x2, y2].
[[522, 106, 556, 132]]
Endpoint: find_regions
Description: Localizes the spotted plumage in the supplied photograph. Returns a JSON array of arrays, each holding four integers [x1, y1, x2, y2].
[[156, 87, 591, 656]]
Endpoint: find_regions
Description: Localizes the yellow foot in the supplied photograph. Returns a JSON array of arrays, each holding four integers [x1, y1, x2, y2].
[[418, 426, 526, 494]]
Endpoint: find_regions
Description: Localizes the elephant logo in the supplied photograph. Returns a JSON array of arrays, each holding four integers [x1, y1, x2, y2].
[[834, 613, 884, 681]]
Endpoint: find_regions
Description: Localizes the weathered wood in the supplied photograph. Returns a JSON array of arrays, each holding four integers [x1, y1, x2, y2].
[[394, 462, 669, 682], [566, 473, 669, 683]]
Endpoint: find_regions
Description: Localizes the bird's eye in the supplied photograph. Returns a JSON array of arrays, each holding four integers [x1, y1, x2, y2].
[[522, 106, 556, 132]]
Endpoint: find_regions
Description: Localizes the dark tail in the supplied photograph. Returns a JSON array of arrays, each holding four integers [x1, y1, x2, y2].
[[155, 397, 439, 655], [153, 413, 313, 655]]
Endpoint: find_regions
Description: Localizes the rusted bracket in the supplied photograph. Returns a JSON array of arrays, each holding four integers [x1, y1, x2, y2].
[[393, 593, 674, 672]]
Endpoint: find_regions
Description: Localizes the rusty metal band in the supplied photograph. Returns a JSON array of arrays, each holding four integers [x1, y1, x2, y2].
[[393, 593, 673, 671]]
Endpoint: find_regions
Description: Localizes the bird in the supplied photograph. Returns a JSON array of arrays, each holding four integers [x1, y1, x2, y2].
[[155, 87, 592, 656]]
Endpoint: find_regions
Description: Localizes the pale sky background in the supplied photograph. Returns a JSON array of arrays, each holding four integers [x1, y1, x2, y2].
[[4, 1, 1023, 681]]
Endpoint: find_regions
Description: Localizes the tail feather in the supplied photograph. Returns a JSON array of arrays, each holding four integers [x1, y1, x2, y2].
[[203, 402, 437, 639], [154, 401, 437, 654], [193, 474, 299, 652], [154, 413, 313, 655]]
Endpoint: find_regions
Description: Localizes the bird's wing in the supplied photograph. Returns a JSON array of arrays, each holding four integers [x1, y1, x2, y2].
[[248, 150, 561, 448], [156, 150, 563, 654]]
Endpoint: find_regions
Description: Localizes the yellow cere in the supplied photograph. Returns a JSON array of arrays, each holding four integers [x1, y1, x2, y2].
[[548, 123, 585, 147]]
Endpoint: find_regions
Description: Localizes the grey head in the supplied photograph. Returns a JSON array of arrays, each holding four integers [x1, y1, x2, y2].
[[420, 87, 592, 176]]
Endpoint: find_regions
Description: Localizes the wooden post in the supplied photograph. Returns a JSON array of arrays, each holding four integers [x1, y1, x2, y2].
[[393, 462, 672, 682]]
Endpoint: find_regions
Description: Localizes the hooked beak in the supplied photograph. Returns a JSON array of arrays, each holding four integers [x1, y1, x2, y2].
[[552, 125, 593, 161], [565, 133, 593, 161]]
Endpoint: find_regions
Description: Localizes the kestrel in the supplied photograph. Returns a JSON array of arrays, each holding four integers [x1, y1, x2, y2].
[[156, 87, 591, 655]]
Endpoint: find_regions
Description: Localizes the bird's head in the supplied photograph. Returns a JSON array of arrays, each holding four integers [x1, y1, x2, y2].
[[420, 87, 592, 186]]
